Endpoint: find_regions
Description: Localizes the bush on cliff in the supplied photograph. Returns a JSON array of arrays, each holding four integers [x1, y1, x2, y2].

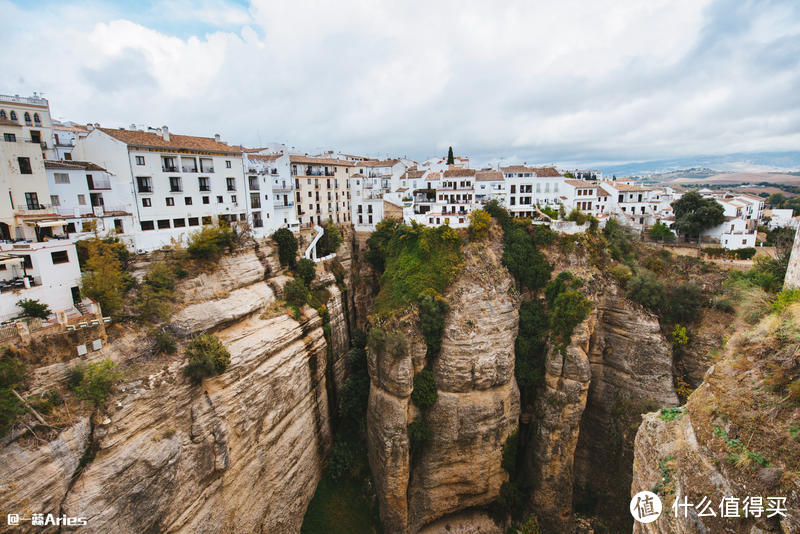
[[284, 278, 310, 308], [184, 334, 231, 384], [407, 419, 432, 456], [73, 359, 123, 406], [187, 224, 236, 261], [411, 368, 438, 409], [502, 224, 551, 291], [272, 228, 299, 269], [418, 292, 450, 359], [549, 289, 592, 345], [0, 348, 26, 436], [468, 209, 492, 240], [296, 258, 317, 286]]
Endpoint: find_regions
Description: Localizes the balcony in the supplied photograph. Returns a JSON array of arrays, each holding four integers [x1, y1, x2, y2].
[[275, 200, 294, 208], [170, 187, 183, 193], [199, 185, 210, 192], [227, 186, 236, 192], [162, 166, 178, 173], [182, 166, 198, 173], [138, 185, 153, 193], [88, 178, 112, 190], [15, 204, 59, 217], [200, 166, 215, 173]]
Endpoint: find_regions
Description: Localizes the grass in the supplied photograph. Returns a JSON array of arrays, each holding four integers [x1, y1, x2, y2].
[[301, 474, 380, 534]]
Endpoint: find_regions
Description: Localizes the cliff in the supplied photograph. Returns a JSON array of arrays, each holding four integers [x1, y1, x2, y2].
[[367, 238, 520, 533], [632, 305, 800, 534]]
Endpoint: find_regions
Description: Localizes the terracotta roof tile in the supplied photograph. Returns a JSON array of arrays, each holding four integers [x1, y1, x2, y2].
[[289, 155, 354, 166], [354, 159, 398, 167], [475, 170, 504, 182], [443, 168, 476, 177], [247, 153, 282, 162], [98, 127, 242, 154], [530, 166, 562, 177], [44, 160, 108, 172], [564, 179, 597, 188]]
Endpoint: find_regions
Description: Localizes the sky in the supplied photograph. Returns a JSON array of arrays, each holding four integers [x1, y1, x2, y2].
[[2, 0, 799, 169]]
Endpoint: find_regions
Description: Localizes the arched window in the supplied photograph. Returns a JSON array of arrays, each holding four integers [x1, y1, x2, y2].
[[33, 113, 40, 124], [9, 111, 17, 121], [23, 112, 31, 125], [0, 110, 5, 119]]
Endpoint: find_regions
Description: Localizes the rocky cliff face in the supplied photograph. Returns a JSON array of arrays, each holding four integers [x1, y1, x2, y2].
[[524, 275, 678, 533], [632, 309, 800, 534], [0, 243, 348, 534], [368, 239, 520, 533]]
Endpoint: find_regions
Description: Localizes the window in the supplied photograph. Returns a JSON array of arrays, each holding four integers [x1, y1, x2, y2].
[[226, 177, 236, 191], [136, 176, 152, 193], [0, 110, 5, 119], [51, 250, 69, 264], [198, 177, 210, 191], [184, 197, 192, 205], [3, 133, 15, 142], [231, 195, 237, 204], [169, 176, 182, 192], [201, 216, 212, 225], [33, 113, 40, 125], [173, 218, 186, 228], [157, 219, 170, 229], [9, 111, 17, 121], [248, 176, 259, 190], [166, 197, 174, 206], [135, 156, 145, 165], [24, 192, 39, 209], [140, 221, 155, 231], [188, 217, 200, 226], [23, 112, 31, 125], [77, 194, 86, 205], [114, 219, 122, 232], [202, 196, 210, 204], [142, 198, 151, 207], [54, 172, 69, 184], [250, 193, 261, 209], [17, 157, 32, 174], [50, 195, 60, 206], [217, 196, 223, 203], [225, 160, 232, 168], [30, 130, 40, 144]]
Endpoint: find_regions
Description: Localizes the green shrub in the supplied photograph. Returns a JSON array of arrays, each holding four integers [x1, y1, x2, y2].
[[711, 295, 736, 313], [468, 209, 492, 240], [0, 348, 26, 436], [326, 441, 355, 481], [497, 479, 527, 520], [81, 239, 128, 316], [544, 271, 575, 308], [66, 363, 86, 391], [411, 368, 438, 409], [502, 225, 552, 290], [514, 299, 550, 400], [627, 271, 667, 313], [609, 263, 633, 285], [184, 334, 231, 384], [418, 293, 449, 358], [367, 327, 386, 353], [771, 289, 800, 314], [664, 283, 703, 324], [566, 209, 588, 225], [386, 331, 408, 359], [73, 359, 122, 406], [550, 289, 592, 344], [136, 262, 176, 322], [650, 221, 675, 241], [484, 199, 511, 228], [365, 219, 400, 273], [501, 430, 519, 473], [187, 224, 236, 260], [153, 329, 177, 354], [272, 228, 299, 268], [531, 224, 556, 247], [672, 324, 689, 345], [734, 247, 757, 260], [283, 278, 309, 308], [407, 419, 432, 456], [16, 298, 50, 319], [296, 258, 316, 286]]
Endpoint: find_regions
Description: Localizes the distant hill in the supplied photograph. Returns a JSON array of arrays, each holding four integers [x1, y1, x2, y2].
[[599, 151, 800, 178]]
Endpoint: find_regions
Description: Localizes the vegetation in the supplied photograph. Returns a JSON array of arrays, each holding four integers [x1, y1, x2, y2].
[[16, 298, 50, 319], [296, 258, 317, 286], [81, 238, 128, 316], [136, 262, 176, 322], [407, 419, 432, 456], [446, 146, 455, 165], [153, 329, 177, 354], [184, 334, 231, 384], [626, 271, 667, 313], [411, 368, 437, 409], [187, 224, 236, 260], [671, 191, 725, 237], [417, 293, 449, 359], [0, 348, 26, 436], [284, 278, 310, 308], [649, 221, 675, 241], [566, 208, 588, 225], [75, 236, 131, 271], [364, 219, 399, 273], [549, 289, 592, 345], [273, 228, 299, 269], [468, 209, 491, 240], [316, 222, 343, 257], [502, 224, 551, 291], [72, 359, 123, 406]]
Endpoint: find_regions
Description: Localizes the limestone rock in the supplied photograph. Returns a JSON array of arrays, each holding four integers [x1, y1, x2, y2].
[[171, 281, 274, 335]]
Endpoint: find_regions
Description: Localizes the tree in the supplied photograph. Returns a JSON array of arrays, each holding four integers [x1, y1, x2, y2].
[[671, 192, 725, 238], [502, 225, 552, 290], [411, 368, 437, 409], [365, 218, 400, 272], [650, 221, 675, 241], [81, 239, 127, 316], [296, 258, 316, 286], [626, 271, 667, 313], [283, 278, 309, 307], [768, 192, 786, 207], [16, 298, 50, 319], [187, 224, 235, 260], [316, 221, 342, 256], [446, 146, 454, 165], [73, 359, 123, 406], [272, 228, 298, 268], [468, 209, 491, 240]]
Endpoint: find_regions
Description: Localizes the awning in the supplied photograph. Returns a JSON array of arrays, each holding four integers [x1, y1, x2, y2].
[[0, 257, 24, 267], [33, 220, 67, 228]]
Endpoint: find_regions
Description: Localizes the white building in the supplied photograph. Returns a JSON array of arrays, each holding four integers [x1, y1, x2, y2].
[[0, 93, 56, 159], [243, 152, 287, 235], [768, 208, 799, 230], [562, 180, 599, 215], [52, 121, 90, 161], [474, 170, 505, 204], [0, 239, 82, 322], [72, 125, 248, 252], [501, 165, 565, 217]]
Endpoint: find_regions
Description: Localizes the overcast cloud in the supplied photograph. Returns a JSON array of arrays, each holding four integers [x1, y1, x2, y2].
[[2, 0, 799, 168]]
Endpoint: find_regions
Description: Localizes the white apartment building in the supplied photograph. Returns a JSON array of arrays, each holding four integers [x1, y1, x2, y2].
[[768, 208, 799, 230], [243, 152, 286, 236], [72, 126, 248, 252], [0, 240, 82, 322], [0, 93, 56, 159], [562, 180, 599, 215], [52, 121, 90, 161], [502, 166, 565, 217], [290, 155, 352, 228], [474, 170, 505, 204]]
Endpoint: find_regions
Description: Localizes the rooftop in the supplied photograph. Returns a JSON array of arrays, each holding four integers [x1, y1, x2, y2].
[[564, 179, 597, 188], [354, 159, 398, 168], [44, 160, 109, 172], [443, 168, 476, 177], [289, 155, 355, 166], [98, 127, 242, 154], [475, 170, 504, 182]]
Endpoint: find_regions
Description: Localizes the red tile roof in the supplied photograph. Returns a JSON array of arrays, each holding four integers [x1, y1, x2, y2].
[[247, 153, 282, 162], [98, 127, 242, 154], [564, 179, 597, 188], [354, 159, 398, 167], [475, 170, 503, 181], [443, 168, 476, 177], [530, 166, 562, 177], [289, 155, 355, 166], [404, 170, 425, 179]]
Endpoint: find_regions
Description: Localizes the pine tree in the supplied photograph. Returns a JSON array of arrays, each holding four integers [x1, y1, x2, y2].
[[447, 146, 454, 165]]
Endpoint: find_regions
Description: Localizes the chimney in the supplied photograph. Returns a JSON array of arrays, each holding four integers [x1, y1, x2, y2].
[[162, 126, 169, 142], [214, 133, 221, 143]]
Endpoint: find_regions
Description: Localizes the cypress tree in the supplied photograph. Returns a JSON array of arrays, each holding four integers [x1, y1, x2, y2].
[[447, 146, 454, 165]]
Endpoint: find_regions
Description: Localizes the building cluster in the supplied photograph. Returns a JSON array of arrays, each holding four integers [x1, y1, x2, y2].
[[0, 93, 781, 322]]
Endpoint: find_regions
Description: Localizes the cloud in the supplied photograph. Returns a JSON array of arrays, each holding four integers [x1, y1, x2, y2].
[[1, 0, 798, 168]]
